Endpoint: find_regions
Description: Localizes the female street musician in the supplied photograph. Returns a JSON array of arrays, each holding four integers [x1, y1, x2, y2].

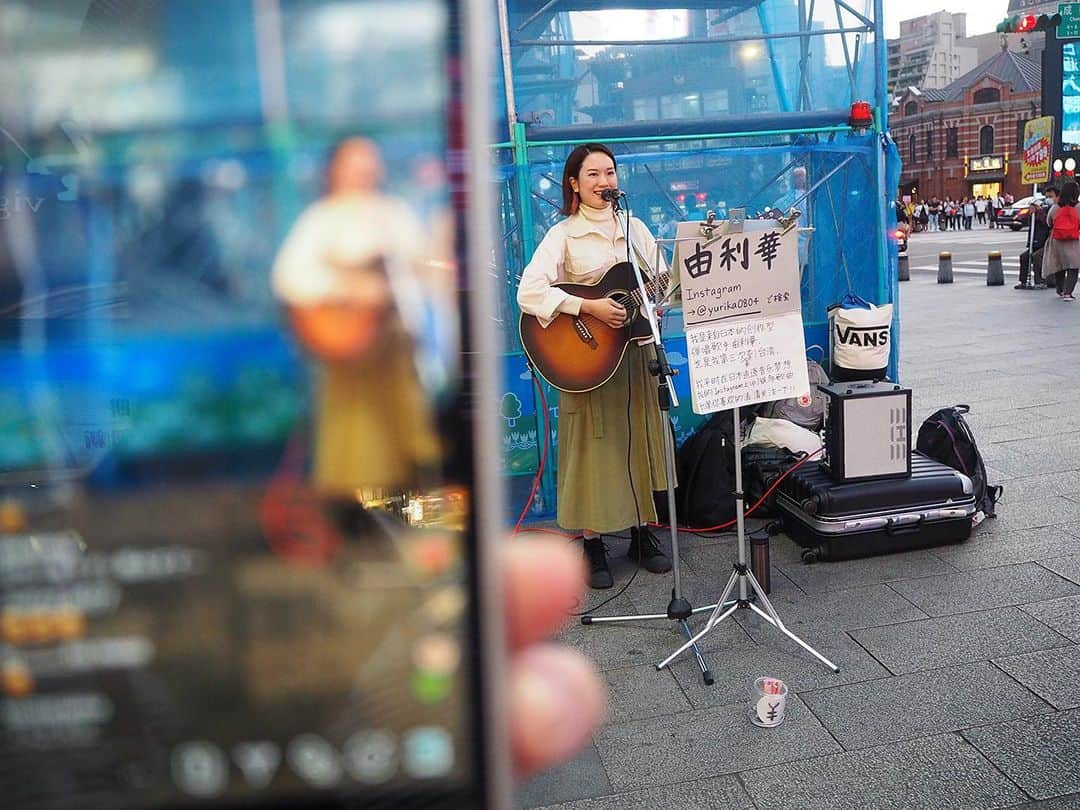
[[272, 138, 444, 533], [517, 143, 673, 589]]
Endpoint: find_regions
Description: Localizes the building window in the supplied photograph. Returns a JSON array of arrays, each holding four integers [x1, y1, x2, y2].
[[926, 129, 933, 159], [632, 97, 658, 121], [904, 100, 918, 116], [909, 133, 917, 164], [973, 87, 1001, 105], [979, 124, 994, 155], [946, 127, 958, 157], [660, 92, 701, 119], [1016, 118, 1025, 151], [702, 89, 729, 114]]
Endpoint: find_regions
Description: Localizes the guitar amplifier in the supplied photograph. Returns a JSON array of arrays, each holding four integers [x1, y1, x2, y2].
[[820, 380, 911, 483]]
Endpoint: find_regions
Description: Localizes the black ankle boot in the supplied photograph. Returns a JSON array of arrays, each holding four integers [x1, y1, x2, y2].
[[583, 536, 613, 589], [628, 526, 672, 574]]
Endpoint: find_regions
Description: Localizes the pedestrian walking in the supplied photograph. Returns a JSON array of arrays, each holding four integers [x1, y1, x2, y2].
[[1044, 180, 1080, 301]]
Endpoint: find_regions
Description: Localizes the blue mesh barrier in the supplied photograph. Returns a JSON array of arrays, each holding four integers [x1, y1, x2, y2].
[[494, 0, 897, 523]]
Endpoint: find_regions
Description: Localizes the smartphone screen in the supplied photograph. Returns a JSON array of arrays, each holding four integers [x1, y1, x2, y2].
[[0, 1, 503, 807]]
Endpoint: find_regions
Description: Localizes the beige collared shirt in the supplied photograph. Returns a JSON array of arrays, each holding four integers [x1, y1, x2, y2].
[[517, 205, 670, 328], [271, 192, 425, 306]]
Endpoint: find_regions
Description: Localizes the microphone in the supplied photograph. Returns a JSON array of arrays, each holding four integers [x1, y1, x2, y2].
[[600, 188, 625, 202]]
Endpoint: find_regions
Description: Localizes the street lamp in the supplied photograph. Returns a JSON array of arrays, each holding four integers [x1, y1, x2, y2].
[[739, 43, 762, 61]]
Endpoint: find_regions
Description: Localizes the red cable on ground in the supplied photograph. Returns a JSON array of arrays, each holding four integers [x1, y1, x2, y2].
[[259, 429, 342, 566], [651, 446, 824, 534], [513, 376, 554, 536]]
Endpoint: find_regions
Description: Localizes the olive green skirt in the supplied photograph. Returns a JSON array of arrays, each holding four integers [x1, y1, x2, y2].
[[556, 343, 671, 534], [313, 334, 441, 498]]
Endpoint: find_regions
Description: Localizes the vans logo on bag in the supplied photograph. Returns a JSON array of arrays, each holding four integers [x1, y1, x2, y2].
[[835, 324, 889, 347]]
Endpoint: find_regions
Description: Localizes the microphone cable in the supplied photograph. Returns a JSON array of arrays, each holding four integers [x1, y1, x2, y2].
[[649, 446, 824, 535]]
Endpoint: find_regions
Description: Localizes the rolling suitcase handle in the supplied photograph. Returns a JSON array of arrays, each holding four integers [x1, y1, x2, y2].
[[886, 514, 924, 535]]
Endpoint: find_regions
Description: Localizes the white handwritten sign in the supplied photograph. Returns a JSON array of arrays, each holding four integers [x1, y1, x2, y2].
[[684, 313, 808, 413], [674, 219, 809, 414]]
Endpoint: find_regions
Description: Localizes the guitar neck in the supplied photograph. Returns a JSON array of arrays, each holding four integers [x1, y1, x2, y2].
[[629, 270, 672, 307]]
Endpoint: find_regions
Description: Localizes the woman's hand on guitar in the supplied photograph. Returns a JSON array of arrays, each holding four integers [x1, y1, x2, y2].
[[581, 297, 627, 328]]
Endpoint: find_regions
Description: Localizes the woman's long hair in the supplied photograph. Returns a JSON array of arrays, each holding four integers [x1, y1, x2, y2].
[[560, 142, 617, 216], [1059, 180, 1079, 207]]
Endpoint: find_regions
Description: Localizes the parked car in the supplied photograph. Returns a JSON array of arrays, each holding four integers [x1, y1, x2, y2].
[[994, 195, 1046, 230]]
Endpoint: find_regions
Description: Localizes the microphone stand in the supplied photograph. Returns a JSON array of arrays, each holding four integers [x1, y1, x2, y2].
[[654, 213, 839, 679], [579, 191, 718, 685]]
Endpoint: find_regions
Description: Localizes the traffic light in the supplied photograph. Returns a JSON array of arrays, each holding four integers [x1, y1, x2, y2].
[[996, 13, 1061, 33]]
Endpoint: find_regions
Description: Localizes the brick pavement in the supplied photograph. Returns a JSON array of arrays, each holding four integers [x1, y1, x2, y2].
[[518, 271, 1080, 810]]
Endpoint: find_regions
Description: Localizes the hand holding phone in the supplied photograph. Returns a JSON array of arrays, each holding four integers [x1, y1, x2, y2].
[[503, 538, 606, 777]]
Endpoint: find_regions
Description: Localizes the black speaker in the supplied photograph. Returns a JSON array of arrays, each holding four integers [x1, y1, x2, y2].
[[820, 380, 911, 483]]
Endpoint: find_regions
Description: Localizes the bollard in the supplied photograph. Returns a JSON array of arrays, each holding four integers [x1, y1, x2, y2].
[[898, 253, 910, 282], [986, 251, 1004, 286], [938, 251, 953, 284]]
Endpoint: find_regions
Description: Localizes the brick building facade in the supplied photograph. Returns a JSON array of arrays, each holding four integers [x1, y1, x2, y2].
[[891, 49, 1041, 202]]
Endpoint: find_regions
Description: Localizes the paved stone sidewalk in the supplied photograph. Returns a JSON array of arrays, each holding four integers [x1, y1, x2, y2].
[[517, 272, 1080, 809]]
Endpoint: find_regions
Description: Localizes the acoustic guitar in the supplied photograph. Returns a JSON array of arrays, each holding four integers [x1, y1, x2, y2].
[[519, 262, 673, 393], [287, 259, 394, 364], [288, 299, 392, 364]]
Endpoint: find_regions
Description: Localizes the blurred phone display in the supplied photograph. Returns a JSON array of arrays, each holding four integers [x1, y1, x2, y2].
[[0, 1, 484, 807]]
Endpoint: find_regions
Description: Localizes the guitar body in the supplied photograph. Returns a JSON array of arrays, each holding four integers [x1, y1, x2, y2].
[[289, 301, 391, 364], [519, 262, 654, 393]]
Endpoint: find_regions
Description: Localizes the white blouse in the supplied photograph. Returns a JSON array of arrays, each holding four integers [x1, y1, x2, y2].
[[272, 192, 424, 307], [271, 191, 458, 390], [517, 203, 668, 328]]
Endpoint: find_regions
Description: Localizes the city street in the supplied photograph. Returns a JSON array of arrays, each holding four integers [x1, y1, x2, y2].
[[905, 223, 1035, 281]]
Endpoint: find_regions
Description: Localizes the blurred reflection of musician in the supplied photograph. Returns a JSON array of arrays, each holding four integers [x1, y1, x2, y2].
[[516, 143, 673, 589], [271, 137, 443, 532]]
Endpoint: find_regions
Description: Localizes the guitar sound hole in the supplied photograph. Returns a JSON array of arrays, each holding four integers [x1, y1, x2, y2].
[[608, 292, 636, 324]]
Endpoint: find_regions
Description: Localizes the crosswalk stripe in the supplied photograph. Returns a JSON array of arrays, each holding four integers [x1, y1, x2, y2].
[[909, 266, 1012, 276]]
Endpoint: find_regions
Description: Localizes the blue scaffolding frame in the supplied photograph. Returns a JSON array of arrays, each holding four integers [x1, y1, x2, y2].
[[492, 0, 901, 522]]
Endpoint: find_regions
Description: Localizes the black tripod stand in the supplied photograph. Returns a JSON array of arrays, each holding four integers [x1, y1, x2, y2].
[[580, 193, 718, 684]]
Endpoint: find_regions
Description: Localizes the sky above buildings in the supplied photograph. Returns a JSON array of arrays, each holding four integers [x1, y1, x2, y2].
[[884, 2, 1010, 39], [568, 4, 1014, 56]]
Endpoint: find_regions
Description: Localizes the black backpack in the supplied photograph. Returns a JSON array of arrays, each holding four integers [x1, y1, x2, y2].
[[670, 410, 739, 529], [742, 445, 801, 519], [915, 405, 1002, 521]]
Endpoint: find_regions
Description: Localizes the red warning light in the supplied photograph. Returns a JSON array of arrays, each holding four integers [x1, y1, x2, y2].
[[848, 100, 874, 129], [1017, 14, 1037, 32]]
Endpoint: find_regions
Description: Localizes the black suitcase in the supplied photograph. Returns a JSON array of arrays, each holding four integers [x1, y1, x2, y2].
[[776, 452, 976, 563]]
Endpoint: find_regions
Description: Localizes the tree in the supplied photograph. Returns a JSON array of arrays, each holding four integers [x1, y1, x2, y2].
[[501, 392, 523, 428]]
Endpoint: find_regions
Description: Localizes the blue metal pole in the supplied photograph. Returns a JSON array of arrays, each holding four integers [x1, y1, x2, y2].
[[511, 122, 557, 519], [758, 3, 793, 113], [513, 122, 536, 260], [871, 0, 898, 380]]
